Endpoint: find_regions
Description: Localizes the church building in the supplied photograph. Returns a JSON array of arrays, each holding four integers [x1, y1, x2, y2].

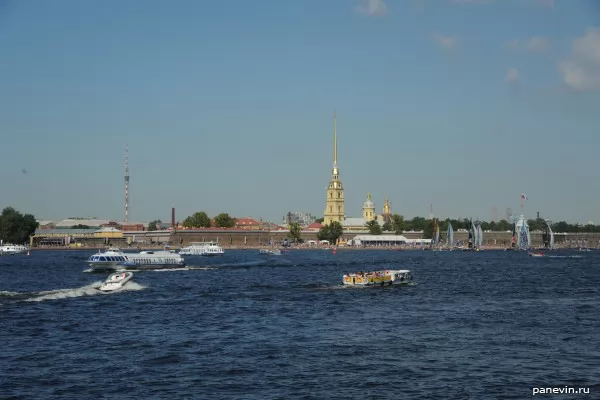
[[322, 113, 394, 231]]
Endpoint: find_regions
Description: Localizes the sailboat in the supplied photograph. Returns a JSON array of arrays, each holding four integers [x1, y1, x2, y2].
[[514, 215, 531, 251], [446, 222, 454, 250], [432, 218, 440, 248], [476, 223, 484, 250], [467, 219, 475, 250], [543, 220, 555, 250]]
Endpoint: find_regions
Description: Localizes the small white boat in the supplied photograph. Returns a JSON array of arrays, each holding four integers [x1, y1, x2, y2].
[[98, 271, 133, 292], [529, 251, 545, 257], [259, 248, 282, 255], [343, 269, 413, 286], [179, 242, 224, 256]]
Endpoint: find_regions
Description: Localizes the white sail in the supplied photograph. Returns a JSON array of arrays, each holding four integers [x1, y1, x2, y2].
[[477, 224, 483, 248], [546, 221, 555, 249], [447, 223, 454, 247], [515, 215, 530, 250]]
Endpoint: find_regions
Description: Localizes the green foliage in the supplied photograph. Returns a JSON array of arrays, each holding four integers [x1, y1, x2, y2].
[[382, 221, 393, 232], [288, 222, 302, 243], [422, 219, 436, 239], [147, 220, 162, 231], [391, 214, 404, 234], [182, 212, 212, 228], [0, 207, 38, 244], [316, 221, 344, 243], [315, 217, 324, 224], [71, 224, 90, 229], [214, 213, 236, 228], [365, 220, 382, 235]]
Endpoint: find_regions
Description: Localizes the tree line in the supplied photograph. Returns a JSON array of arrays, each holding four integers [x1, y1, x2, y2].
[[147, 212, 237, 231], [0, 207, 38, 244]]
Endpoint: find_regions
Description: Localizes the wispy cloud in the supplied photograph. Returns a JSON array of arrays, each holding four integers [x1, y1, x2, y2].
[[506, 36, 551, 53], [504, 67, 520, 84], [431, 33, 458, 50], [354, 0, 388, 16], [535, 0, 555, 10], [558, 27, 600, 91]]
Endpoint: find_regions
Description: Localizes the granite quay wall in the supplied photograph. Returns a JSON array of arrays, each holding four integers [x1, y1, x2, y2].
[[30, 228, 600, 248]]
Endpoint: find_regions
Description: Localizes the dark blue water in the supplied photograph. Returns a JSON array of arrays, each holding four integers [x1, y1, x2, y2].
[[1, 249, 599, 399]]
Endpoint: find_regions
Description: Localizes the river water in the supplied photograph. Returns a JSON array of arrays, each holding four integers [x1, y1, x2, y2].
[[1, 249, 599, 399]]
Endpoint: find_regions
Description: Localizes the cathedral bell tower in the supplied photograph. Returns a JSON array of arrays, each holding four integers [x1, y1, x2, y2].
[[382, 194, 392, 223], [323, 112, 345, 225]]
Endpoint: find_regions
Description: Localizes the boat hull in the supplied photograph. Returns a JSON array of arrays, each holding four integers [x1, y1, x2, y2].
[[87, 249, 185, 271], [98, 271, 133, 291], [342, 270, 413, 287]]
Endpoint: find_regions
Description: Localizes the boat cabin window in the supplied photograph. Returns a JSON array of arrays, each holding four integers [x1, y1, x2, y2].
[[99, 256, 106, 261]]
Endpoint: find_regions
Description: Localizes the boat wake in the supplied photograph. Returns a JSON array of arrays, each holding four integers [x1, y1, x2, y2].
[[0, 281, 147, 303]]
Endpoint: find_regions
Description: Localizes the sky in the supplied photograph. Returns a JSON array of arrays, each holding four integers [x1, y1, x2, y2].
[[0, 0, 599, 225]]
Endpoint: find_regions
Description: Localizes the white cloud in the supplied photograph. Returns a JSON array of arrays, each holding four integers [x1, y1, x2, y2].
[[559, 27, 600, 91], [524, 36, 551, 53], [505, 67, 520, 83], [535, 0, 555, 10], [355, 0, 388, 16], [431, 33, 458, 50], [506, 36, 551, 53]]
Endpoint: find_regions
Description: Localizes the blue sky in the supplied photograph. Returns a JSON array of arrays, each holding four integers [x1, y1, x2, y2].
[[1, 0, 599, 224]]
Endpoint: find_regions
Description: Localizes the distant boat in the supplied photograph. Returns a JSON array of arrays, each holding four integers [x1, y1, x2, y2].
[[514, 215, 531, 251], [432, 218, 440, 247], [467, 219, 474, 249], [476, 223, 483, 249], [544, 220, 556, 250], [446, 223, 454, 249]]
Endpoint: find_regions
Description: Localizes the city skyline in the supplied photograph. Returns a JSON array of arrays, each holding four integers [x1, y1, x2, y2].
[[0, 0, 598, 224]]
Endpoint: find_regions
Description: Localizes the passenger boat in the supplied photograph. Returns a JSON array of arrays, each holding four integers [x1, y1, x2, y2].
[[0, 243, 29, 255], [259, 248, 282, 255], [98, 271, 133, 292], [87, 247, 185, 271], [342, 269, 413, 286], [179, 242, 224, 256]]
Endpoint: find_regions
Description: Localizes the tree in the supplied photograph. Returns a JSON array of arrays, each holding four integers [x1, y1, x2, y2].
[[317, 221, 343, 244], [288, 222, 303, 243], [214, 213, 236, 228], [422, 219, 435, 239], [71, 224, 90, 229], [148, 220, 162, 231], [391, 214, 404, 234], [182, 212, 212, 228], [366, 220, 382, 235], [315, 217, 324, 224], [0, 207, 38, 244], [382, 221, 393, 232]]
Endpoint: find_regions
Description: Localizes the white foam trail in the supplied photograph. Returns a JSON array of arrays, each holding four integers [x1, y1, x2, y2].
[[25, 281, 146, 302], [0, 290, 21, 297]]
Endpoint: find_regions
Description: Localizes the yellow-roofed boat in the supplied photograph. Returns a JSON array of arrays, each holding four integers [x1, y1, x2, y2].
[[342, 270, 413, 286]]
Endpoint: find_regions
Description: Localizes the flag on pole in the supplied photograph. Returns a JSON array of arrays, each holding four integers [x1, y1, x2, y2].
[[521, 193, 528, 200]]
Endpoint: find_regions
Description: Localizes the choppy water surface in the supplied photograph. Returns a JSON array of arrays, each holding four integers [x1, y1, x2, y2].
[[1, 249, 599, 399]]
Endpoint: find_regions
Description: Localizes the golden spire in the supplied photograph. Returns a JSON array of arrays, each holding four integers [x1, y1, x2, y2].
[[333, 111, 337, 166]]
